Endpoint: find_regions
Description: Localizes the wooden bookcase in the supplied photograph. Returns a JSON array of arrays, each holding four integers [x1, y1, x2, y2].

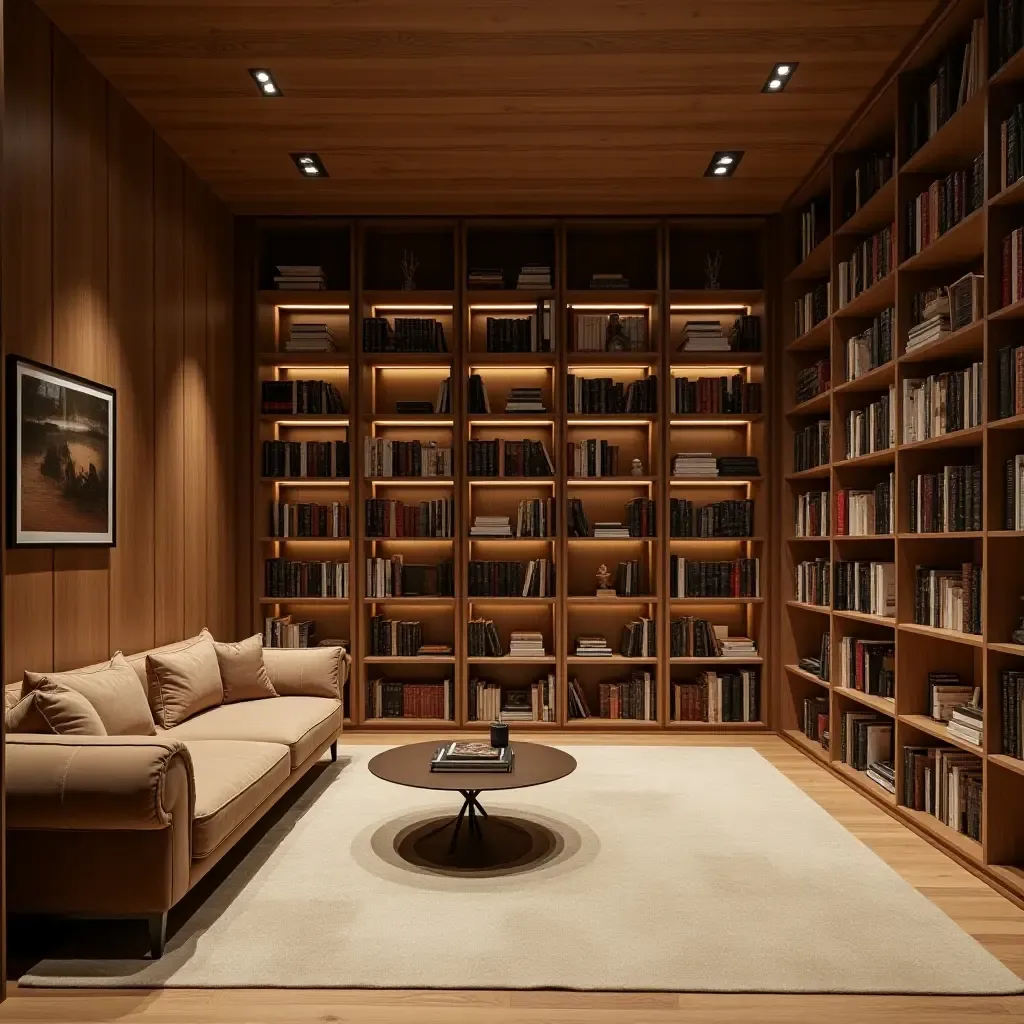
[[251, 217, 770, 732], [778, 0, 1024, 905]]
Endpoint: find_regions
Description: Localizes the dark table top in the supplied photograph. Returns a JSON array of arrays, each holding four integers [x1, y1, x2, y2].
[[367, 740, 577, 792]]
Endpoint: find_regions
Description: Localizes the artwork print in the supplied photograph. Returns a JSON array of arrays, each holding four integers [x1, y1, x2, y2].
[[7, 356, 116, 547]]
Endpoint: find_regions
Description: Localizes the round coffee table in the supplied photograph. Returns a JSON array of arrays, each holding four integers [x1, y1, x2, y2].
[[368, 741, 576, 855]]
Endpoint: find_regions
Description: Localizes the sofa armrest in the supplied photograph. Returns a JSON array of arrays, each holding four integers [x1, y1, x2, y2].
[[6, 734, 194, 831]]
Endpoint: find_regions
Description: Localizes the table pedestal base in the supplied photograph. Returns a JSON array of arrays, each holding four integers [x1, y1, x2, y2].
[[419, 790, 491, 852]]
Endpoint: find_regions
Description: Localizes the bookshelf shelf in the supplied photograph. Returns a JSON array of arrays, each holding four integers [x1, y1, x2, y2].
[[668, 535, 764, 543], [783, 728, 828, 762], [898, 426, 984, 452], [363, 656, 455, 663], [788, 392, 830, 416], [899, 320, 984, 362], [989, 753, 1024, 778], [673, 656, 763, 666], [565, 289, 659, 306], [834, 272, 896, 319], [467, 657, 556, 664], [834, 534, 895, 541], [260, 354, 349, 367], [568, 655, 659, 664], [260, 477, 351, 486], [785, 466, 831, 481], [836, 176, 897, 237], [258, 289, 352, 307], [361, 597, 456, 605], [901, 806, 982, 862], [259, 414, 349, 425], [989, 642, 1024, 657], [989, 173, 1024, 208], [835, 688, 895, 716], [260, 536, 350, 544], [897, 531, 983, 539], [784, 237, 831, 283], [899, 87, 985, 176], [989, 412, 1024, 432], [832, 449, 895, 469], [832, 610, 895, 627], [669, 597, 763, 605], [785, 663, 829, 687], [834, 363, 894, 394], [898, 208, 985, 273], [832, 761, 897, 807], [671, 353, 763, 367], [897, 622, 983, 647], [667, 720, 766, 730], [901, 713, 983, 756], [787, 318, 831, 352], [668, 288, 763, 307], [990, 295, 1024, 321], [568, 596, 658, 605], [786, 600, 830, 615], [259, 597, 349, 605], [565, 718, 662, 728]]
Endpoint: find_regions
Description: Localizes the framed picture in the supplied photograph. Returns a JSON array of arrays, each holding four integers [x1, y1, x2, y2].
[[6, 356, 116, 547]]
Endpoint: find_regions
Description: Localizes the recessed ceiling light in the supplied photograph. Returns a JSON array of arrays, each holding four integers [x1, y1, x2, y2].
[[290, 152, 328, 178], [763, 62, 798, 92], [705, 151, 743, 177], [248, 68, 283, 97]]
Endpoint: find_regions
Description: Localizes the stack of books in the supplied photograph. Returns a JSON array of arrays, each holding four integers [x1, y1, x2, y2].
[[590, 272, 629, 289], [505, 387, 545, 413], [593, 521, 630, 538], [866, 760, 896, 794], [508, 631, 545, 658], [430, 742, 514, 773], [948, 272, 983, 331], [274, 265, 326, 290], [517, 264, 551, 289], [717, 455, 760, 478], [468, 268, 504, 288], [285, 322, 337, 352], [681, 320, 728, 352], [928, 675, 974, 721], [907, 292, 950, 351], [671, 452, 719, 478], [418, 643, 453, 656], [470, 515, 513, 537], [719, 636, 758, 657], [575, 636, 613, 657], [946, 702, 983, 746]]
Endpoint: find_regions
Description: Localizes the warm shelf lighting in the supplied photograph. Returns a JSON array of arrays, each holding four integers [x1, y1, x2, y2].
[[373, 419, 454, 427], [375, 365, 450, 373], [669, 419, 751, 427], [274, 304, 350, 311], [471, 419, 555, 427], [670, 303, 751, 313], [371, 304, 454, 313], [470, 304, 541, 311], [566, 418, 652, 427], [670, 366, 746, 375], [468, 479, 556, 487], [273, 419, 348, 427], [368, 478, 454, 486], [568, 303, 651, 310]]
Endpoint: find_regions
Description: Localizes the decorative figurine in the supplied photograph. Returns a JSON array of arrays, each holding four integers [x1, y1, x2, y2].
[[705, 250, 722, 290], [400, 249, 419, 291], [605, 312, 631, 352], [631, 457, 644, 477], [596, 563, 616, 598]]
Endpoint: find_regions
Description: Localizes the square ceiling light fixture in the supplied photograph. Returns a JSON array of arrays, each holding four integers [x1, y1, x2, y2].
[[290, 153, 329, 178], [248, 68, 282, 97], [763, 62, 798, 92], [704, 151, 744, 177]]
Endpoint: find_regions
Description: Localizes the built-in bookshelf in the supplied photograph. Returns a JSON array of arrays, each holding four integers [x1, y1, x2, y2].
[[253, 218, 769, 731], [779, 0, 1024, 907]]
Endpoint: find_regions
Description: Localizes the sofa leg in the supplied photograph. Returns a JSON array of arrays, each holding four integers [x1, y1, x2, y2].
[[330, 740, 338, 763], [148, 913, 167, 959]]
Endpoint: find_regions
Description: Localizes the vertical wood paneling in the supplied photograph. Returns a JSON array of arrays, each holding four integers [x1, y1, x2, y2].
[[181, 171, 209, 636], [3, 0, 54, 683], [153, 139, 186, 645], [107, 90, 154, 655], [50, 31, 110, 671]]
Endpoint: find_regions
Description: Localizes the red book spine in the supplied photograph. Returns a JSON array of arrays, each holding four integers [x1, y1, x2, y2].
[[1004, 235, 1012, 307], [855, 643, 864, 691]]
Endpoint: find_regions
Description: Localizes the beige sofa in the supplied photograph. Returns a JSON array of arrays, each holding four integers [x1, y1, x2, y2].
[[5, 632, 348, 957]]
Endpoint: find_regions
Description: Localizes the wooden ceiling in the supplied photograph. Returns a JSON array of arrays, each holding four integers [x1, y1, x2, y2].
[[36, 0, 941, 216]]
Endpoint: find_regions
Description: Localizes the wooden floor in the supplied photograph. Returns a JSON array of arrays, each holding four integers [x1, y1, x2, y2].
[[5, 731, 1024, 1023]]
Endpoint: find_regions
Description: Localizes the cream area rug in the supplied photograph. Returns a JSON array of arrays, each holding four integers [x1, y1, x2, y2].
[[19, 744, 1024, 993]]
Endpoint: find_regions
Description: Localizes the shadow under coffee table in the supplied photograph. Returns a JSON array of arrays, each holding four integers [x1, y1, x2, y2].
[[368, 741, 576, 862]]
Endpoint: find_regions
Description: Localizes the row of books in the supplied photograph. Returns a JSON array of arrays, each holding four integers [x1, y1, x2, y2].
[[679, 316, 761, 354], [468, 677, 556, 723], [366, 679, 454, 721], [996, 343, 1024, 419], [795, 358, 829, 405], [795, 557, 830, 606], [263, 615, 317, 648], [669, 497, 754, 538], [799, 197, 829, 262], [467, 439, 554, 477], [620, 617, 657, 658], [568, 672, 657, 720], [794, 282, 830, 338], [467, 559, 555, 597], [265, 559, 350, 598], [262, 440, 350, 479], [573, 313, 647, 352], [794, 489, 829, 537], [485, 305, 553, 352], [839, 709, 892, 773], [842, 152, 893, 223], [369, 616, 425, 657], [1002, 227, 1024, 307], [846, 308, 893, 380], [838, 638, 893, 697], [364, 557, 454, 598], [672, 376, 761, 415], [364, 439, 452, 478], [908, 464, 982, 534], [565, 496, 655, 537], [800, 632, 829, 682], [1007, 455, 1024, 530], [669, 617, 756, 659], [836, 476, 893, 536], [673, 670, 760, 723], [669, 557, 760, 598], [363, 317, 447, 353], [364, 497, 454, 538], [609, 559, 645, 597], [793, 419, 830, 472], [836, 222, 895, 308], [801, 696, 829, 748], [469, 499, 554, 538], [914, 564, 982, 634], [1000, 670, 1024, 759], [567, 440, 620, 478], [904, 157, 984, 257], [844, 387, 894, 458], [1001, 102, 1024, 194], [902, 364, 983, 443], [671, 453, 759, 479], [270, 501, 350, 539], [467, 618, 505, 657], [260, 380, 345, 415], [903, 746, 981, 841], [567, 375, 658, 414], [832, 560, 895, 618]]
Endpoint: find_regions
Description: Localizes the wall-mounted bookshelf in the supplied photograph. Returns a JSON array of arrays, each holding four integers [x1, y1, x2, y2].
[[778, 0, 1024, 907], [252, 217, 770, 732]]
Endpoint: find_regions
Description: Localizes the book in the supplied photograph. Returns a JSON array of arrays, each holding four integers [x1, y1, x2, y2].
[[670, 558, 760, 598], [845, 308, 894, 378]]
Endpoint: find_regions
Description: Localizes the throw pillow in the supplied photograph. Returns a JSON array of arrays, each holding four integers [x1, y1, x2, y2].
[[7, 685, 107, 735], [262, 646, 343, 699], [211, 633, 277, 703], [23, 653, 156, 735], [146, 636, 224, 728]]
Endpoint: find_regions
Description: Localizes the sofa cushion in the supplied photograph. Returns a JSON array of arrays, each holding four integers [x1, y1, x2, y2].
[[7, 685, 107, 736], [23, 654, 156, 736], [122, 630, 210, 690], [166, 697, 341, 769], [182, 739, 290, 859], [262, 647, 344, 699], [211, 634, 277, 704], [147, 636, 224, 729]]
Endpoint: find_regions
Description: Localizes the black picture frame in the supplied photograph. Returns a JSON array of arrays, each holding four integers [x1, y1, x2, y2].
[[6, 355, 117, 548]]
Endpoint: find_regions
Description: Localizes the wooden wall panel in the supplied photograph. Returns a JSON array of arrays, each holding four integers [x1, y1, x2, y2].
[[107, 89, 155, 655], [50, 30, 110, 671], [2, 0, 240, 684], [2, 0, 54, 682]]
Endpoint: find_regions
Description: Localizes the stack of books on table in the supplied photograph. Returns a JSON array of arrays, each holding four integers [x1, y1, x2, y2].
[[430, 741, 514, 773], [906, 294, 950, 351], [719, 635, 758, 657], [866, 759, 896, 794], [509, 631, 546, 657], [285, 322, 338, 352], [946, 702, 983, 746], [590, 272, 629, 289], [717, 455, 759, 478], [575, 636, 613, 657], [470, 515, 513, 537], [593, 521, 630, 538], [468, 268, 504, 288], [274, 265, 326, 290], [681, 320, 728, 352], [505, 387, 546, 413], [672, 452, 719, 478], [517, 264, 552, 289]]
